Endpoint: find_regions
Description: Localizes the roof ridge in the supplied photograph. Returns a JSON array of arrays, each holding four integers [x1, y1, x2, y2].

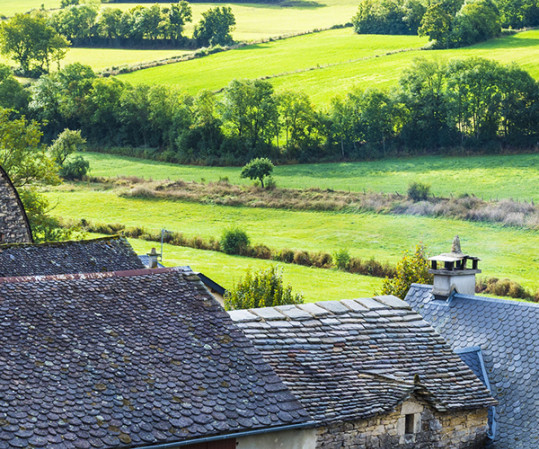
[[0, 266, 194, 284]]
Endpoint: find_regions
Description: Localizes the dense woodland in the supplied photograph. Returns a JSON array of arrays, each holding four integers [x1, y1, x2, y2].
[[1, 56, 537, 165], [353, 0, 539, 47]]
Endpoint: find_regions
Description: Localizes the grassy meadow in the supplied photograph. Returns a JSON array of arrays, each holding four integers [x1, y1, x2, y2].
[[84, 152, 539, 202], [44, 186, 539, 290], [129, 238, 384, 301], [118, 29, 539, 104], [0, 0, 60, 16]]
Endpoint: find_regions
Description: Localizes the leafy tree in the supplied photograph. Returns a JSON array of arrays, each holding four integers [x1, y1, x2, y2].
[[451, 0, 500, 46], [59, 155, 90, 180], [50, 3, 99, 41], [49, 128, 87, 166], [0, 13, 69, 74], [220, 79, 278, 154], [380, 244, 433, 299], [224, 266, 303, 310], [0, 108, 58, 187], [166, 1, 192, 41], [0, 64, 29, 112], [220, 227, 250, 255], [193, 6, 236, 47], [98, 8, 124, 39], [61, 0, 80, 7], [353, 0, 425, 34], [240, 157, 274, 188], [418, 4, 454, 48], [496, 0, 539, 28]]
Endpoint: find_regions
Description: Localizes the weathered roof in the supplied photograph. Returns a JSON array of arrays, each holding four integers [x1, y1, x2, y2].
[[0, 236, 144, 277], [0, 267, 309, 448], [0, 165, 33, 244], [230, 296, 495, 425], [406, 284, 539, 449]]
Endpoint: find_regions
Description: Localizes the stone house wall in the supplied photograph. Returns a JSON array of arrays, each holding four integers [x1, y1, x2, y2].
[[316, 398, 489, 449], [0, 168, 32, 244]]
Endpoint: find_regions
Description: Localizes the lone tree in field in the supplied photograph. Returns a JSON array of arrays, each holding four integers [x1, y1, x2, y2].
[[380, 244, 433, 299], [240, 157, 274, 188], [225, 266, 303, 310], [193, 6, 235, 47]]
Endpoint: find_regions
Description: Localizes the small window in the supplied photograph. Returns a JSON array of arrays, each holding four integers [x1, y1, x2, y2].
[[405, 413, 415, 435]]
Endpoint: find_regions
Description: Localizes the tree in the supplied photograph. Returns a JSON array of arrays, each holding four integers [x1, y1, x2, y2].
[[224, 266, 303, 310], [167, 1, 192, 41], [220, 79, 278, 153], [49, 128, 87, 166], [0, 13, 70, 74], [451, 0, 500, 46], [193, 6, 236, 47], [240, 158, 274, 188], [0, 64, 29, 112], [380, 244, 433, 299], [418, 4, 454, 48], [50, 3, 99, 41]]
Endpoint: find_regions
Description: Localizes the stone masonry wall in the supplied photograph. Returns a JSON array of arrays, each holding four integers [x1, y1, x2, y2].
[[316, 398, 489, 449], [0, 168, 32, 244]]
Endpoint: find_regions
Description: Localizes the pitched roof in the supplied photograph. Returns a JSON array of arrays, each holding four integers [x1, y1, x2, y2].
[[0, 236, 144, 277], [229, 296, 496, 425], [0, 165, 33, 244], [0, 267, 309, 449], [406, 284, 539, 449]]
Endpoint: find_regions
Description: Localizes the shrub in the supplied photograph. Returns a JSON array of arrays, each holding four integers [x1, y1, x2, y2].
[[220, 228, 250, 255], [334, 249, 351, 270], [59, 156, 90, 180], [311, 252, 333, 268], [407, 182, 431, 202], [224, 266, 303, 310], [380, 244, 433, 298], [293, 250, 311, 266], [275, 248, 295, 263], [251, 244, 272, 259]]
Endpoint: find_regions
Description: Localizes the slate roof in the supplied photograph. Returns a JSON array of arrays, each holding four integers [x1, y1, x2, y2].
[[229, 296, 496, 425], [0, 236, 145, 277], [0, 165, 33, 244], [406, 284, 539, 449], [0, 267, 309, 449]]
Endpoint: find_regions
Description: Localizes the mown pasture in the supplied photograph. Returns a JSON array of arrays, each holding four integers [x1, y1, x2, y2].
[[0, 0, 60, 16], [128, 238, 384, 301], [83, 152, 539, 202], [44, 186, 539, 290], [118, 29, 539, 104], [106, 0, 359, 42]]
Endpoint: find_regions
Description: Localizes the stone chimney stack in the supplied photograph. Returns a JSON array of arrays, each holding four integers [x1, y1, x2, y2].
[[428, 236, 481, 300], [147, 248, 159, 269]]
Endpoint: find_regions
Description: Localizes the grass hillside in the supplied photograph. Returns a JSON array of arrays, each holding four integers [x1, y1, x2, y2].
[[118, 29, 539, 104], [129, 238, 384, 302], [0, 0, 60, 15], [83, 152, 539, 202], [44, 186, 539, 290]]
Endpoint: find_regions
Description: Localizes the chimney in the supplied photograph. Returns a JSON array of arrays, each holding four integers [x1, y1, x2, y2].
[[428, 236, 480, 299], [147, 247, 159, 269]]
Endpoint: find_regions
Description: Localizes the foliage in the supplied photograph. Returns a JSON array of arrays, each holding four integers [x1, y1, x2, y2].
[[193, 6, 236, 47], [0, 64, 29, 112], [240, 158, 274, 188], [0, 108, 58, 187], [18, 188, 76, 243], [59, 155, 90, 180], [220, 227, 250, 255], [380, 244, 433, 299], [224, 265, 303, 310], [49, 128, 87, 166], [352, 0, 426, 35], [407, 181, 431, 201], [0, 13, 69, 74], [334, 248, 351, 270]]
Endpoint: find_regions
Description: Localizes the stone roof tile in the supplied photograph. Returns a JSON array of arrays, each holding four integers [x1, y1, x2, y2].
[[231, 297, 495, 425], [406, 284, 539, 449], [0, 267, 309, 449]]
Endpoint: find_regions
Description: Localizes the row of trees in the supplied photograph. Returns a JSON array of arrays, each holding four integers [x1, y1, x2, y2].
[[0, 4, 236, 74], [353, 0, 539, 48], [50, 2, 235, 47], [1, 57, 537, 165]]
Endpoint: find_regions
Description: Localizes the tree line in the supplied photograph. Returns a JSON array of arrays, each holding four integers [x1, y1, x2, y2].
[[0, 3, 236, 75], [352, 0, 539, 47], [0, 57, 537, 166]]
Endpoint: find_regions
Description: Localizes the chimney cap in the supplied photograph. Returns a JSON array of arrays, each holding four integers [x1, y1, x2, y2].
[[148, 247, 158, 257], [428, 235, 480, 263]]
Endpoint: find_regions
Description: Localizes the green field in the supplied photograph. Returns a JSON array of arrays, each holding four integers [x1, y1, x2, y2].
[[108, 0, 359, 42], [129, 238, 383, 301], [118, 29, 539, 104], [0, 0, 60, 16], [44, 187, 539, 290], [84, 152, 539, 202]]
